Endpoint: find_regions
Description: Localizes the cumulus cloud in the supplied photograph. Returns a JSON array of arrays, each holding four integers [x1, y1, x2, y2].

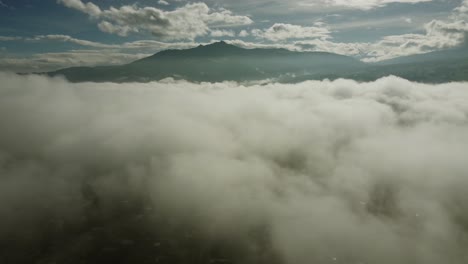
[[359, 2, 468, 61], [235, 0, 468, 62], [455, 0, 468, 14], [235, 20, 466, 61], [362, 20, 468, 62], [58, 0, 252, 40], [232, 0, 468, 61], [239, 29, 249, 37], [251, 23, 331, 41], [1, 72, 468, 263]]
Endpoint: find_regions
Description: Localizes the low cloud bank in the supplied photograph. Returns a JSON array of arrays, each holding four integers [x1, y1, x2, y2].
[[1, 72, 468, 263]]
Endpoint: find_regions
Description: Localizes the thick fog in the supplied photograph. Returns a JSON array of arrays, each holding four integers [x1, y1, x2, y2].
[[1, 72, 468, 264]]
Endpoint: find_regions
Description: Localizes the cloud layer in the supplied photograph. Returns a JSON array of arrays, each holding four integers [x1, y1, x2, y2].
[[1, 72, 468, 263]]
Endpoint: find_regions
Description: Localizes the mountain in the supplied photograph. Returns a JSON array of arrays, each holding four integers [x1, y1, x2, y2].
[[47, 41, 468, 83], [343, 46, 468, 83], [279, 45, 468, 83], [47, 41, 365, 83], [375, 46, 468, 66]]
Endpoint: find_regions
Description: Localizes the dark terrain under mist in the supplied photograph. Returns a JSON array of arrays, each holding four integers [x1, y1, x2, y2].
[[1, 72, 468, 264]]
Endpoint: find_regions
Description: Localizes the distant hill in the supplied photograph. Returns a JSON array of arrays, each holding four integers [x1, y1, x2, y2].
[[375, 46, 468, 66], [47, 41, 468, 83]]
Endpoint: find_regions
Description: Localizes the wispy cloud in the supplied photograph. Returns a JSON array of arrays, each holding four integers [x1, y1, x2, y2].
[[251, 23, 331, 41], [158, 0, 169, 6], [0, 50, 150, 72], [299, 0, 433, 10], [210, 29, 236, 37]]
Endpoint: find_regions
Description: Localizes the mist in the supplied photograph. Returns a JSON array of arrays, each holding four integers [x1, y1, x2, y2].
[[1, 72, 468, 264]]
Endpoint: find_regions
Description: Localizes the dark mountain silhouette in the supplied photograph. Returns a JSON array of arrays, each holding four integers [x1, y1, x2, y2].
[[47, 41, 468, 83], [47, 41, 365, 83]]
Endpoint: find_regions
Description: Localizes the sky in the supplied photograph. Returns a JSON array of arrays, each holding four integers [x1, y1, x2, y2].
[[0, 0, 467, 71]]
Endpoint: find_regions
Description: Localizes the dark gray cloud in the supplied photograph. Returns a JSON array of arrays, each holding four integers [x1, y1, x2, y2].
[[1, 72, 468, 263]]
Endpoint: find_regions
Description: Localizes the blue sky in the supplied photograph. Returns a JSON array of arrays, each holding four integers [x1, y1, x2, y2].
[[0, 0, 467, 71]]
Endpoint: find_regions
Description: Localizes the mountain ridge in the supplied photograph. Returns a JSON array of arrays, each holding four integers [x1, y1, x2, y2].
[[49, 41, 365, 83], [47, 41, 468, 83], [134, 41, 360, 61]]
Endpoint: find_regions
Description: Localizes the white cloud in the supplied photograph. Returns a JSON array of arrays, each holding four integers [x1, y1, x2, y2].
[[158, 0, 169, 6], [1, 73, 468, 263], [27, 34, 119, 48], [0, 34, 211, 71], [229, 18, 465, 62], [330, 16, 418, 31], [359, 2, 468, 62], [0, 34, 123, 49], [57, 0, 101, 17], [210, 29, 235, 37], [236, 20, 465, 62], [238, 0, 468, 61], [226, 39, 368, 58], [203, 8, 253, 27], [0, 50, 150, 72], [58, 0, 253, 40], [251, 23, 331, 41], [238, 29, 249, 37], [0, 36, 22, 41], [362, 20, 468, 62], [119, 39, 200, 50], [455, 0, 468, 14], [298, 0, 432, 10]]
